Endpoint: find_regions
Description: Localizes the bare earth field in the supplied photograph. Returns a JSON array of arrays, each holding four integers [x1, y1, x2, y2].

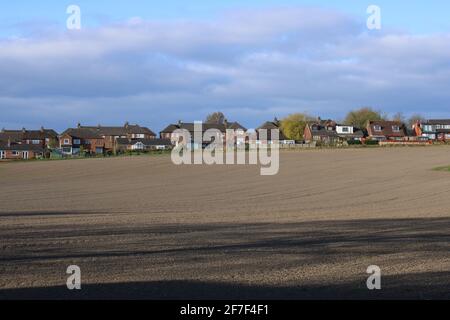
[[0, 147, 449, 299]]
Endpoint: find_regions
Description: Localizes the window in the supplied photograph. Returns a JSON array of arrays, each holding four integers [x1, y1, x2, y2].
[[73, 139, 81, 145], [392, 126, 400, 132], [32, 140, 41, 144], [342, 127, 349, 133], [63, 139, 70, 145], [374, 125, 382, 131], [12, 151, 20, 156]]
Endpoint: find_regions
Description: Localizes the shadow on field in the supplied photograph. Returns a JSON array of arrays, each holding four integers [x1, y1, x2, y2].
[[1, 271, 450, 300], [0, 217, 449, 299]]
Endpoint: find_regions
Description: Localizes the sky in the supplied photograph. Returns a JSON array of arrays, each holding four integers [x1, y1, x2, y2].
[[1, 1, 450, 132]]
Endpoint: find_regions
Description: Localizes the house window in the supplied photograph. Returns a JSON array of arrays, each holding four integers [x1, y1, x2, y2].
[[342, 127, 349, 133], [63, 139, 70, 145], [374, 125, 382, 131], [12, 151, 20, 156], [392, 126, 400, 132], [73, 139, 81, 145], [32, 140, 41, 144]]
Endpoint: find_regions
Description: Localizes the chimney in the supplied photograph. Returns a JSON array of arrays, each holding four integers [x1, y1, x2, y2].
[[40, 126, 45, 132], [124, 121, 129, 129], [77, 122, 81, 128], [22, 127, 26, 133]]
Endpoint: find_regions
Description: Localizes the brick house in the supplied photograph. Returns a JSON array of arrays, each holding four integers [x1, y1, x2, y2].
[[59, 127, 105, 155], [0, 141, 44, 160], [366, 121, 406, 141], [0, 127, 58, 149], [160, 120, 247, 147], [256, 118, 290, 144], [78, 123, 156, 152], [304, 119, 339, 144]]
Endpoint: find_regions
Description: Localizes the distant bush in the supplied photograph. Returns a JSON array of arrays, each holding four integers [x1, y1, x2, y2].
[[364, 139, 379, 146], [347, 140, 362, 145]]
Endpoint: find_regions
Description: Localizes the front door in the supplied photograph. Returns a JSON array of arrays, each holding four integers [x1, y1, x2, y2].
[[23, 151, 29, 160]]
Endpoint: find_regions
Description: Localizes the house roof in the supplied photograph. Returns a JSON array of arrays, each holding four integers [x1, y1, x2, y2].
[[0, 128, 58, 141], [80, 124, 156, 137], [228, 122, 247, 131], [61, 128, 103, 139], [367, 121, 406, 137], [0, 143, 44, 152], [160, 121, 246, 134], [307, 123, 338, 138], [425, 119, 450, 125], [256, 120, 289, 140], [116, 138, 172, 146]]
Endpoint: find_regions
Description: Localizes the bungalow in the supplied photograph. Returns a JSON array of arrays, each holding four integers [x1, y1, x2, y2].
[[59, 127, 105, 155], [304, 119, 338, 144], [160, 120, 247, 148], [0, 142, 44, 160], [78, 122, 156, 152], [366, 121, 406, 141], [116, 138, 172, 151], [0, 127, 58, 148], [414, 119, 450, 141]]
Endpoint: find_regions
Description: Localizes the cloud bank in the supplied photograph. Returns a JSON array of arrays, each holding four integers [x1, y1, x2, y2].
[[1, 6, 450, 131]]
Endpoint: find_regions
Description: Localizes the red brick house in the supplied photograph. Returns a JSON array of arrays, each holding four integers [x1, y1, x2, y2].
[[0, 141, 44, 160], [78, 123, 156, 152], [0, 127, 58, 148], [304, 119, 338, 143], [59, 127, 105, 155]]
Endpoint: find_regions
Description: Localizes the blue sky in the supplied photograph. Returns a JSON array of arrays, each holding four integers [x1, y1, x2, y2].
[[2, 1, 450, 34], [1, 1, 450, 132]]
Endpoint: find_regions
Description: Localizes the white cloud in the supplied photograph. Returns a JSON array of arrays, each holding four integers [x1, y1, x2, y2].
[[1, 6, 450, 131]]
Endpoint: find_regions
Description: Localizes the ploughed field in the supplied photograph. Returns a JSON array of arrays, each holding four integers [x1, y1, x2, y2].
[[0, 147, 450, 299]]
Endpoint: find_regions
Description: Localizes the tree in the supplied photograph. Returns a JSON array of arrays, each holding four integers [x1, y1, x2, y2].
[[407, 114, 426, 128], [280, 113, 314, 141], [205, 112, 225, 124], [391, 112, 406, 123], [344, 107, 384, 129]]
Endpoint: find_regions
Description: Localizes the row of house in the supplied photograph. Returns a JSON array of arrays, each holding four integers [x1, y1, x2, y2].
[[1, 118, 450, 160]]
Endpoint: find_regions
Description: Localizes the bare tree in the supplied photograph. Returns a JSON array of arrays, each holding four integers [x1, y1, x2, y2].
[[205, 112, 226, 124]]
